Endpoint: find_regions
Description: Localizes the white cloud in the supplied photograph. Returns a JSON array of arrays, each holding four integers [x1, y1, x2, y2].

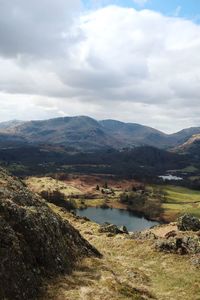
[[0, 3, 200, 132]]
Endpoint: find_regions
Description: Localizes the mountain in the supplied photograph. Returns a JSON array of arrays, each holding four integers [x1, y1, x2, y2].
[[100, 119, 169, 148], [0, 120, 24, 129], [175, 133, 200, 160], [0, 116, 200, 150], [169, 127, 200, 147], [0, 116, 119, 150]]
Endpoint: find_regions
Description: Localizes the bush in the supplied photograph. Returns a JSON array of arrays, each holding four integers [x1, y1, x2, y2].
[[40, 190, 76, 211]]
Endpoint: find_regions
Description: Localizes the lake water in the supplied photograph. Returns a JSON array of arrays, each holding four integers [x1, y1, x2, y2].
[[76, 207, 160, 232], [159, 174, 183, 181]]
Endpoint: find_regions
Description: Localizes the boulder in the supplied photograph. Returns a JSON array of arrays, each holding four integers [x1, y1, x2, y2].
[[120, 225, 129, 234], [99, 223, 125, 235], [177, 214, 200, 231], [130, 231, 157, 240], [0, 168, 101, 300], [155, 235, 200, 255]]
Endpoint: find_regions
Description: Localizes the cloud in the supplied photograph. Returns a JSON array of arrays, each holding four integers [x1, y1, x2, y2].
[[0, 0, 81, 58], [0, 3, 200, 132]]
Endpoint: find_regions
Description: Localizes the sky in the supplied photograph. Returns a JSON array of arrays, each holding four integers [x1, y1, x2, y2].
[[0, 0, 200, 133]]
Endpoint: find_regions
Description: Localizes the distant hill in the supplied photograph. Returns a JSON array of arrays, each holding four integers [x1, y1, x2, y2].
[[175, 134, 200, 160], [169, 128, 200, 147], [0, 116, 200, 150], [0, 120, 23, 130]]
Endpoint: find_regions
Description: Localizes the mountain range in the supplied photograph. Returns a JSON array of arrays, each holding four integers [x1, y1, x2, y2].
[[0, 116, 199, 151]]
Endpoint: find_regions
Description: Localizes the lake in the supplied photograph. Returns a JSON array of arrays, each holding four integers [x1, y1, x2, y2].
[[76, 207, 160, 232], [159, 174, 183, 181]]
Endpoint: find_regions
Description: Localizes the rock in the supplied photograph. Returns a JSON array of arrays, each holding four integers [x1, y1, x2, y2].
[[155, 235, 200, 255], [130, 231, 157, 240], [165, 230, 177, 239], [120, 225, 129, 234], [106, 233, 115, 237], [177, 214, 200, 231], [0, 168, 101, 300], [84, 231, 93, 235], [99, 223, 123, 234], [155, 237, 180, 254]]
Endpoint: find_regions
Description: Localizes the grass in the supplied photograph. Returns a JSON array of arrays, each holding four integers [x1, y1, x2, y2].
[[156, 185, 200, 221], [43, 204, 200, 300], [179, 165, 199, 173], [26, 176, 81, 196]]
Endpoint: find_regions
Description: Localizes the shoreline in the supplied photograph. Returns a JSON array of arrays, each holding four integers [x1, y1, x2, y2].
[[77, 202, 168, 224]]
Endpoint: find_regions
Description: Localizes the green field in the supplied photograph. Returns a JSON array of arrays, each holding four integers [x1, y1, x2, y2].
[[158, 185, 200, 221]]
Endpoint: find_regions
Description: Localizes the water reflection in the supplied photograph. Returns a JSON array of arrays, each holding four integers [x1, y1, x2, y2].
[[76, 207, 160, 232]]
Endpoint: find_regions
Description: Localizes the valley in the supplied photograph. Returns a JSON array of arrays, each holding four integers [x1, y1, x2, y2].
[[2, 1, 200, 298], [25, 173, 200, 223], [1, 116, 200, 299]]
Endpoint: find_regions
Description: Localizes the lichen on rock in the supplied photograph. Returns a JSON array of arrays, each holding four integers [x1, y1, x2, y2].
[[0, 167, 101, 300], [177, 214, 200, 231]]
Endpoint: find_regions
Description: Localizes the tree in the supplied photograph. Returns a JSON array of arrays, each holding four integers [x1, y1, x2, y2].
[[103, 182, 108, 189], [40, 189, 76, 211]]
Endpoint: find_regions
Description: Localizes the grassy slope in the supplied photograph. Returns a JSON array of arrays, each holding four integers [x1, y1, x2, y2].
[[43, 205, 200, 300], [25, 177, 81, 196], [158, 185, 200, 221]]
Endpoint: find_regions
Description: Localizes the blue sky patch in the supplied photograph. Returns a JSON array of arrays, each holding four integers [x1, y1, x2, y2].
[[82, 0, 200, 22]]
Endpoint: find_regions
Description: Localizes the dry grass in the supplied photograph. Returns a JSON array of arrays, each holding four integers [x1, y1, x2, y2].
[[26, 176, 81, 196], [42, 204, 200, 300]]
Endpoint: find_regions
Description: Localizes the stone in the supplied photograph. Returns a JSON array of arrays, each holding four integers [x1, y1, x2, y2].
[[165, 230, 177, 239], [177, 214, 200, 231], [120, 225, 129, 234], [99, 223, 123, 234], [155, 235, 200, 255], [130, 231, 157, 240], [0, 167, 101, 300]]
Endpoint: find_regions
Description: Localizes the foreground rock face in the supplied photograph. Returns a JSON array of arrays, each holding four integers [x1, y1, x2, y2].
[[0, 168, 101, 300], [177, 214, 200, 231]]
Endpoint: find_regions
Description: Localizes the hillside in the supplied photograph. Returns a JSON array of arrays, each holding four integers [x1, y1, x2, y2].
[[0, 167, 100, 300], [174, 134, 200, 173], [176, 134, 200, 154], [0, 145, 185, 178], [0, 116, 200, 150], [44, 207, 200, 300]]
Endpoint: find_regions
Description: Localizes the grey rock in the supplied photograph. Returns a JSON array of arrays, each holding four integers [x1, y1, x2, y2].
[[99, 223, 123, 234], [120, 225, 129, 234], [177, 214, 200, 231], [155, 235, 200, 255], [0, 167, 101, 300]]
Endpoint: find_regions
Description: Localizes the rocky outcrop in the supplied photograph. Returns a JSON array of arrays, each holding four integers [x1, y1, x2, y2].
[[0, 168, 101, 300], [99, 223, 128, 235], [154, 216, 200, 257], [177, 214, 200, 231], [155, 235, 200, 255]]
